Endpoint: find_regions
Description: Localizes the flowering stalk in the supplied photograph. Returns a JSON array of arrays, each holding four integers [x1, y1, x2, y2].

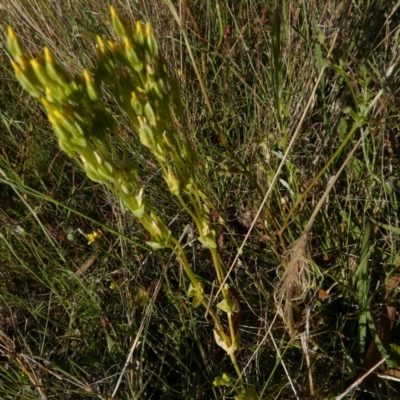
[[7, 6, 251, 395]]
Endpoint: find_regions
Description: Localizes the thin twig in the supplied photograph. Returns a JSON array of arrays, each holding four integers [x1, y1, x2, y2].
[[334, 358, 387, 400], [269, 330, 300, 400]]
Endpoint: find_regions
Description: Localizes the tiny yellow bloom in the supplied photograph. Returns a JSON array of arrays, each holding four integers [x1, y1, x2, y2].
[[87, 231, 99, 245], [109, 279, 122, 290]]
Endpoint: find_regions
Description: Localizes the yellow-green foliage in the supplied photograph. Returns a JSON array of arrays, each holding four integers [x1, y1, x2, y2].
[[7, 6, 221, 252], [7, 6, 254, 396]]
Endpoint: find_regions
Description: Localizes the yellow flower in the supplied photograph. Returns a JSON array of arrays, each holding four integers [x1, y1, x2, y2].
[[87, 231, 99, 245], [109, 279, 122, 290]]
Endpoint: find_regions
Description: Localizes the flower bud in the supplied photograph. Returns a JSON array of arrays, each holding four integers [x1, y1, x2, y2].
[[30, 59, 56, 88], [58, 139, 75, 156], [96, 35, 106, 55], [139, 123, 155, 149], [103, 160, 114, 174], [107, 40, 119, 54], [48, 115, 74, 155], [144, 102, 156, 126], [120, 180, 134, 195], [96, 36, 116, 75], [123, 37, 143, 72], [154, 142, 168, 163], [110, 6, 127, 38], [80, 156, 105, 183], [165, 168, 181, 196], [44, 47, 68, 86], [145, 22, 158, 56], [198, 219, 218, 249], [130, 91, 143, 115], [45, 87, 55, 102], [7, 27, 24, 60], [135, 21, 145, 45], [145, 22, 152, 37], [94, 151, 103, 164], [132, 187, 145, 218], [10, 60, 40, 97], [145, 70, 164, 99], [97, 164, 115, 182], [52, 110, 83, 140], [83, 69, 101, 101], [70, 135, 88, 148], [145, 213, 171, 249]]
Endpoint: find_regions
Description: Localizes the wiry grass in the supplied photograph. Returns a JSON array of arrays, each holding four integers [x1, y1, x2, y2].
[[1, 0, 400, 399]]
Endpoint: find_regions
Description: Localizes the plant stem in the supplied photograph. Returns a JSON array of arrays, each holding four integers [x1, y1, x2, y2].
[[171, 238, 223, 331], [210, 248, 227, 296]]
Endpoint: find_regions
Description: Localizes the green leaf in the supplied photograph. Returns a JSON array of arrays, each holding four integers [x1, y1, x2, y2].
[[187, 283, 204, 308], [213, 329, 238, 355], [146, 240, 168, 250], [390, 343, 400, 356], [198, 234, 217, 249], [105, 331, 115, 352], [366, 309, 397, 369], [131, 203, 145, 218], [217, 298, 237, 314]]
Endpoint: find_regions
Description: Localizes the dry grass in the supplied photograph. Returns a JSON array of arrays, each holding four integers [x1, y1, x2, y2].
[[1, 0, 400, 399]]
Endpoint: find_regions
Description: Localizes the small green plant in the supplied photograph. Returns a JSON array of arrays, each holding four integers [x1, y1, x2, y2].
[[7, 6, 256, 398]]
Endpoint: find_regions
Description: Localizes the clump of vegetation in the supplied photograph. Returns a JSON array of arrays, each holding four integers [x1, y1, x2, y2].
[[1, 1, 400, 399], [7, 5, 255, 397]]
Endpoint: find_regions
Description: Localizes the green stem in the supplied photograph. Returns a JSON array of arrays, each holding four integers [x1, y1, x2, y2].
[[176, 194, 202, 229], [211, 247, 243, 385], [210, 248, 227, 297], [192, 184, 205, 214], [229, 343, 243, 388], [171, 238, 224, 331]]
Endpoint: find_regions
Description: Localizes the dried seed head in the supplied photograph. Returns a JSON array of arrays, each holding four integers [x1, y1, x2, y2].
[[275, 234, 311, 336]]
